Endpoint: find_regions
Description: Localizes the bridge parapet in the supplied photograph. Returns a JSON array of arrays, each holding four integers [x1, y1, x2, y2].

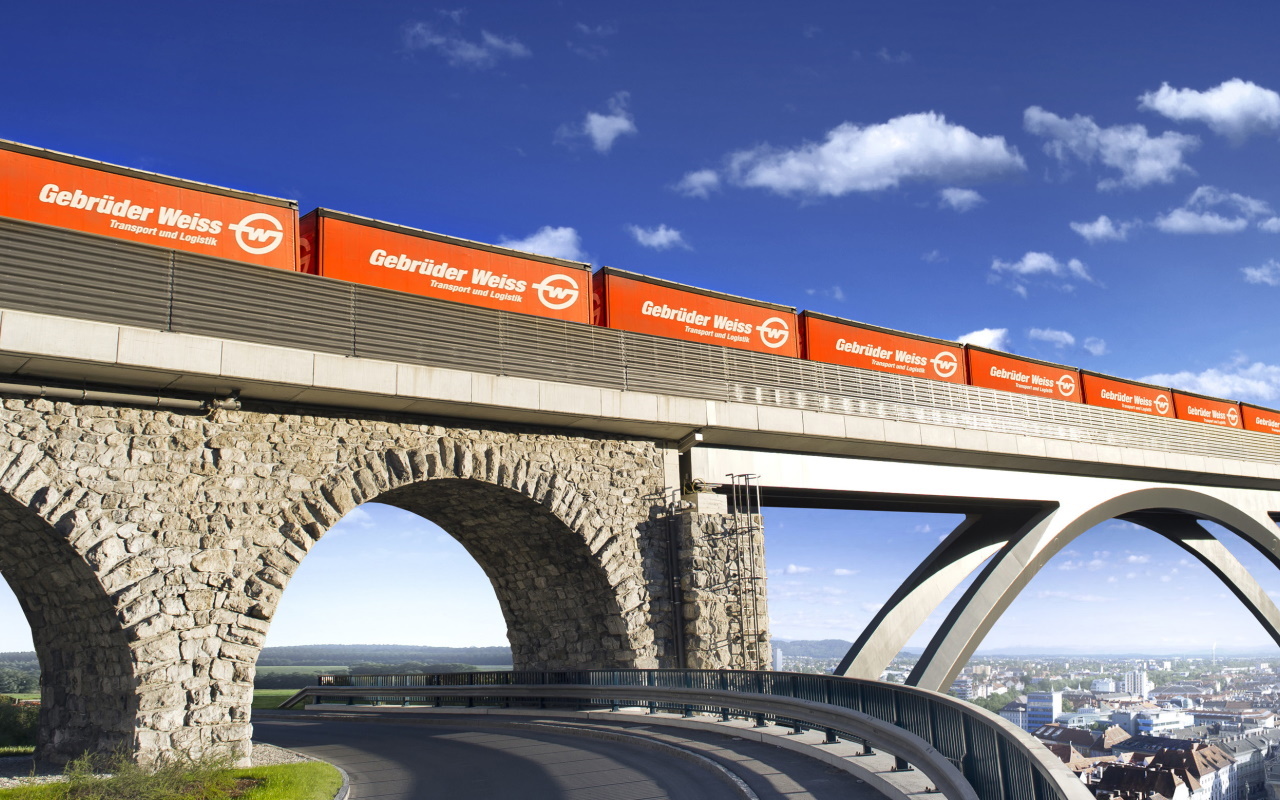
[[288, 668, 1092, 800]]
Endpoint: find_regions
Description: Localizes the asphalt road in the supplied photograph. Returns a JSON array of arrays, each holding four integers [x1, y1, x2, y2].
[[253, 714, 887, 800]]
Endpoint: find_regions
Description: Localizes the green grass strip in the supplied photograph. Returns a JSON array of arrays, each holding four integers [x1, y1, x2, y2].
[[0, 760, 342, 800]]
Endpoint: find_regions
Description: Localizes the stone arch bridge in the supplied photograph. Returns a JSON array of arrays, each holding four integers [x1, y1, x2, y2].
[[0, 395, 765, 764]]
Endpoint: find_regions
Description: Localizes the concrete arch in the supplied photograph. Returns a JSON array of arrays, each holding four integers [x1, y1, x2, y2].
[[907, 487, 1280, 692], [0, 485, 137, 763], [836, 507, 1054, 680], [261, 441, 655, 670]]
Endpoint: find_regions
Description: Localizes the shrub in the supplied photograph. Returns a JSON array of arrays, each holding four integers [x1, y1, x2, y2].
[[0, 697, 37, 748]]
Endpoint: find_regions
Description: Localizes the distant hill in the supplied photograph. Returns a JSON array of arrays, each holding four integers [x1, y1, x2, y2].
[[257, 644, 512, 667], [769, 639, 853, 659]]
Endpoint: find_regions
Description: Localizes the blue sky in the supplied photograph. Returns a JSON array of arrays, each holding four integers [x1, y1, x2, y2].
[[3, 1, 1280, 655]]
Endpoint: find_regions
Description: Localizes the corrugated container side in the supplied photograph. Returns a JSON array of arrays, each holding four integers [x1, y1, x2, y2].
[[0, 138, 298, 272], [597, 268, 800, 358], [1172, 390, 1242, 429], [1080, 372, 1174, 418], [801, 311, 966, 385], [298, 210, 319, 276], [1241, 404, 1280, 436], [308, 209, 591, 324], [965, 346, 1082, 403]]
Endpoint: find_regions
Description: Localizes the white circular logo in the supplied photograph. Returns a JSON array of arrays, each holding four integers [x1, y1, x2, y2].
[[1228, 407, 1240, 427], [1056, 374, 1077, 397], [759, 317, 790, 349], [228, 212, 284, 255], [931, 351, 959, 379], [1155, 394, 1170, 415], [532, 274, 580, 310]]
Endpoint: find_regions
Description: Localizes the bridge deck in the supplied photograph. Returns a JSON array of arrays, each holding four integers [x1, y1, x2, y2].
[[3, 216, 1280, 488]]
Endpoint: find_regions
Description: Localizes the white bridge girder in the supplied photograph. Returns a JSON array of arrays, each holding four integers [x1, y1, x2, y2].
[[688, 447, 1280, 693]]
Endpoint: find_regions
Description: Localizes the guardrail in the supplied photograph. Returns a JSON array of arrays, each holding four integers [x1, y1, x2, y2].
[[279, 669, 1090, 800], [5, 216, 1279, 469]]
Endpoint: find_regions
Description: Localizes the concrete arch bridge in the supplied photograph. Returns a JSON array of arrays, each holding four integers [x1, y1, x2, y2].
[[3, 224, 1280, 768]]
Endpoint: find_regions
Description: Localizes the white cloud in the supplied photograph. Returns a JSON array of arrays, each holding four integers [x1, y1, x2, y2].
[[575, 22, 617, 36], [1153, 185, 1271, 234], [832, 568, 858, 576], [559, 92, 637, 154], [403, 22, 531, 68], [1070, 214, 1135, 243], [1029, 328, 1075, 348], [785, 564, 813, 574], [1260, 218, 1280, 233], [877, 48, 912, 64], [1186, 185, 1273, 217], [938, 187, 985, 212], [1035, 590, 1109, 602], [718, 112, 1024, 197], [957, 327, 1010, 351], [990, 251, 1093, 296], [1154, 209, 1249, 234], [1083, 337, 1108, 356], [1126, 554, 1151, 564], [1244, 259, 1280, 286], [806, 286, 847, 301], [674, 169, 721, 199], [922, 249, 947, 263], [498, 226, 586, 261], [913, 524, 932, 534], [1139, 79, 1280, 142], [1141, 355, 1280, 402], [627, 224, 688, 250], [1023, 106, 1199, 190]]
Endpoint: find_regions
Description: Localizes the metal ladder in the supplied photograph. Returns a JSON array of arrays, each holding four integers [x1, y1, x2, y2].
[[727, 473, 764, 670]]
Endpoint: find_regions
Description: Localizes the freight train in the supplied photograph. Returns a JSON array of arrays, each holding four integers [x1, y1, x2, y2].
[[3, 137, 1277, 435]]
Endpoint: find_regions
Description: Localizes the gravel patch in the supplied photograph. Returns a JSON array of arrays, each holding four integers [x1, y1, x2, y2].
[[251, 742, 313, 766], [0, 754, 74, 789]]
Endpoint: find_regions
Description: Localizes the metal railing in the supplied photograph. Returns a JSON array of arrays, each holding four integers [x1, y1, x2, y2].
[[5, 216, 1280, 470], [283, 669, 1089, 800]]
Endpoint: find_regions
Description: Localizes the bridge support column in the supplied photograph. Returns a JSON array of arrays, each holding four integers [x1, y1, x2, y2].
[[675, 493, 770, 670]]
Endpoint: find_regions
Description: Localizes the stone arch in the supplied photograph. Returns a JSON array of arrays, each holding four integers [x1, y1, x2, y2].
[[258, 439, 656, 669], [0, 482, 137, 763], [907, 487, 1280, 691]]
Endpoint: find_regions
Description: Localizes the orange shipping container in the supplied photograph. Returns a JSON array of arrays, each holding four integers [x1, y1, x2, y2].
[[1241, 404, 1280, 435], [594, 268, 799, 357], [299, 209, 591, 323], [1080, 372, 1174, 418], [801, 312, 965, 383], [1173, 391, 1241, 429], [0, 139, 296, 270], [965, 347, 1081, 403]]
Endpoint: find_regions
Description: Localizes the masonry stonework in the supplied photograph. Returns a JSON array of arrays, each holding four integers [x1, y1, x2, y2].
[[0, 394, 769, 766], [676, 509, 771, 670]]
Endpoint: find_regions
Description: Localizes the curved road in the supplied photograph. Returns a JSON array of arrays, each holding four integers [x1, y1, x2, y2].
[[254, 713, 887, 800]]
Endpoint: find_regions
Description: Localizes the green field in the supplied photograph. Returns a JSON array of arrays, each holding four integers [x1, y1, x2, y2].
[[252, 689, 301, 710], [0, 694, 38, 702], [254, 666, 347, 676]]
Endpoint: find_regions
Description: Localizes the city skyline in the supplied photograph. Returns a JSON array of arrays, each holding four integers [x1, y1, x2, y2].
[[2, 2, 1280, 655]]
